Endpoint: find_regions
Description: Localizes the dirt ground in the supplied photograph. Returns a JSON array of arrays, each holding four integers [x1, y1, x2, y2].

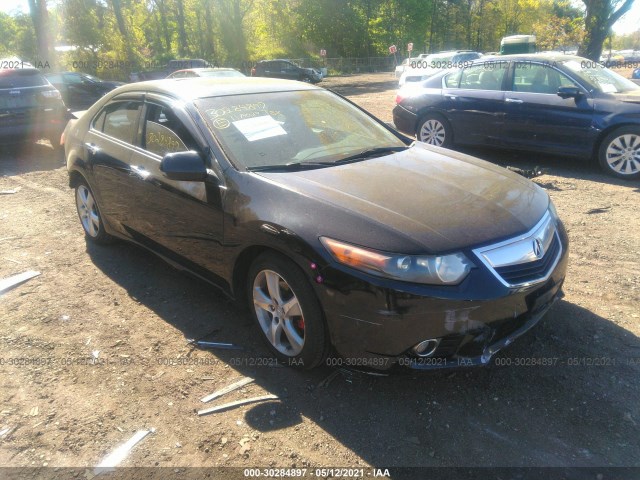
[[1, 73, 639, 478]]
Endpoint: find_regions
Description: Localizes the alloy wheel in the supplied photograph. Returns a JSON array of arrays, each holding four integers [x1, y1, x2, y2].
[[605, 133, 640, 176], [252, 269, 305, 356], [76, 185, 100, 238], [419, 118, 446, 146]]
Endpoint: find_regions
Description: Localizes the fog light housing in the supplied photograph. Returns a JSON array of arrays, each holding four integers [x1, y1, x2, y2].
[[412, 339, 440, 357]]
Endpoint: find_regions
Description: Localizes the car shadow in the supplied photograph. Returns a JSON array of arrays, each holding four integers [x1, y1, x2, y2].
[[86, 240, 640, 468], [0, 141, 63, 176], [327, 79, 399, 97], [455, 145, 640, 191]]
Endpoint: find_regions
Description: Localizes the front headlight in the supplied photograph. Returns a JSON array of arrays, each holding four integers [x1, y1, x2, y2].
[[320, 237, 473, 285]]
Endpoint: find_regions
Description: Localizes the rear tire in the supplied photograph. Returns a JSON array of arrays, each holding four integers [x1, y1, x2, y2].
[[417, 113, 452, 148], [598, 127, 640, 180], [74, 180, 113, 244], [247, 253, 327, 369]]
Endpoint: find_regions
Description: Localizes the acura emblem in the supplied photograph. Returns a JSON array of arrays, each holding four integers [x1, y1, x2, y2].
[[533, 238, 544, 259]]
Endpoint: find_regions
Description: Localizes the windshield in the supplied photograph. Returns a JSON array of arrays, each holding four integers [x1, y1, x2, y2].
[[563, 60, 639, 93], [195, 90, 405, 170]]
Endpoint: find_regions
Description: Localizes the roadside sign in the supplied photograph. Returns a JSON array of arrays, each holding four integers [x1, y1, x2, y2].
[[389, 45, 397, 54], [408, 43, 413, 52], [320, 49, 326, 57]]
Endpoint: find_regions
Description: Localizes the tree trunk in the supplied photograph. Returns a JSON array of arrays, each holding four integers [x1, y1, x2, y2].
[[175, 0, 188, 57], [153, 0, 172, 53], [110, 0, 137, 64], [27, 0, 51, 64], [203, 0, 216, 61], [578, 0, 635, 61]]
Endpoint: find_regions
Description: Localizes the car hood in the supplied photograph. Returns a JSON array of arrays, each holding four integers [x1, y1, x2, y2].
[[256, 143, 549, 253], [615, 89, 640, 103]]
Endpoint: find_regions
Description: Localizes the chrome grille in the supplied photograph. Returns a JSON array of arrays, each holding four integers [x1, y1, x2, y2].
[[473, 211, 563, 288], [494, 233, 560, 285]]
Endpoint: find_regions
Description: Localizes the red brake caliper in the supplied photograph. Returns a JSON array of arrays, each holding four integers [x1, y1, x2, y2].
[[297, 318, 305, 330]]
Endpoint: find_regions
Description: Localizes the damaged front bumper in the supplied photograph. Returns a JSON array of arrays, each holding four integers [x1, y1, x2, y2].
[[315, 225, 569, 372], [399, 284, 563, 371]]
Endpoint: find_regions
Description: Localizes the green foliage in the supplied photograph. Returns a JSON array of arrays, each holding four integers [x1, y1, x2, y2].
[[4, 0, 632, 75]]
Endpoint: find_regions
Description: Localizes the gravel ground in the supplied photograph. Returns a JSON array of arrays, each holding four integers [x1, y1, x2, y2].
[[0, 73, 639, 478]]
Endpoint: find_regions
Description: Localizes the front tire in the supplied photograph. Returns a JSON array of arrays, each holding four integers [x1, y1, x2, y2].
[[417, 113, 452, 147], [75, 180, 112, 244], [598, 127, 640, 179], [247, 253, 327, 369]]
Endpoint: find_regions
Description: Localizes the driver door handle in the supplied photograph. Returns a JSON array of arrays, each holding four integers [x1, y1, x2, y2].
[[505, 98, 524, 104]]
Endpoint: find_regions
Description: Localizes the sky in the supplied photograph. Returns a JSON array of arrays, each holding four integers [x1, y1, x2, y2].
[[1, 0, 639, 35]]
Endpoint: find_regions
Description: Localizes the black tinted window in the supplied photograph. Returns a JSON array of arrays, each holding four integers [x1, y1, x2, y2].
[[97, 101, 142, 144], [0, 69, 48, 88], [63, 73, 83, 84]]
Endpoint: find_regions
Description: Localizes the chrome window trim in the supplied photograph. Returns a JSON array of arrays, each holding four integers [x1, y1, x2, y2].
[[472, 210, 563, 289]]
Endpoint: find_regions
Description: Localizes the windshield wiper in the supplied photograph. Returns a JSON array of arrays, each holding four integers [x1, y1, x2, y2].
[[333, 146, 409, 164], [247, 146, 409, 172], [247, 162, 333, 172]]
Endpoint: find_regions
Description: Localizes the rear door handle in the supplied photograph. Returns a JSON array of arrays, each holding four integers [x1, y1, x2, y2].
[[444, 94, 457, 100], [505, 98, 524, 104], [84, 142, 99, 155]]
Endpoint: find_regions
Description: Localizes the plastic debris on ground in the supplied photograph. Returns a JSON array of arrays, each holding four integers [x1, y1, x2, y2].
[[0, 270, 41, 296], [197, 395, 279, 416], [201, 377, 255, 403], [94, 428, 155, 474]]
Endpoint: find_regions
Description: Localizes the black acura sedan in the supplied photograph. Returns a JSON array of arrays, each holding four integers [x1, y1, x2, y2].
[[393, 54, 640, 179], [64, 77, 568, 371]]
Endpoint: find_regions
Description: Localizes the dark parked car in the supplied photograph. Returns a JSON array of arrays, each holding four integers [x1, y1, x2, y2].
[[1, 66, 69, 149], [167, 68, 245, 79], [252, 60, 322, 83], [45, 72, 123, 110], [64, 77, 568, 371], [393, 54, 640, 179]]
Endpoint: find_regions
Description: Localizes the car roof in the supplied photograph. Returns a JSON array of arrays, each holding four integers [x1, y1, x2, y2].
[[44, 71, 87, 75], [477, 53, 583, 63], [118, 77, 320, 101], [174, 68, 239, 73], [0, 66, 42, 75]]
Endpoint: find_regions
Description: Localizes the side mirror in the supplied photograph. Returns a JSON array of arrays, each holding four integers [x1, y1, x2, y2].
[[557, 86, 581, 99], [160, 151, 207, 181]]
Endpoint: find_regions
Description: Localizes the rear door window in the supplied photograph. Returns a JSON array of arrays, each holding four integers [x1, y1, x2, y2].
[[94, 101, 143, 144], [459, 62, 508, 91]]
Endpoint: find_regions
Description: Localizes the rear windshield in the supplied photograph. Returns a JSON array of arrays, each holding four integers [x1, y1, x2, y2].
[[0, 69, 48, 89]]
